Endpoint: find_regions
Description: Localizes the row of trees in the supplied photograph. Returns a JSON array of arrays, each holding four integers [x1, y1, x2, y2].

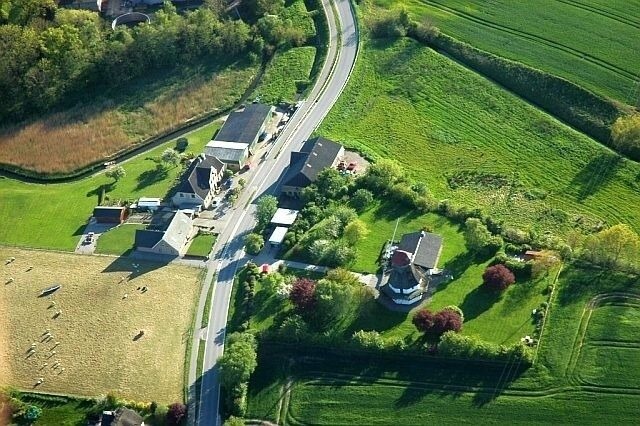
[[218, 332, 258, 417], [0, 0, 312, 124]]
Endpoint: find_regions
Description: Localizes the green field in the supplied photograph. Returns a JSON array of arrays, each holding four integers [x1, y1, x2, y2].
[[253, 47, 317, 104], [0, 122, 219, 251], [246, 267, 640, 424], [186, 233, 216, 257], [374, 0, 640, 105], [95, 224, 145, 256], [319, 37, 640, 235]]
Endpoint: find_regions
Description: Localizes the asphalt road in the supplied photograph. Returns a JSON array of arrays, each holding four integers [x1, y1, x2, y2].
[[192, 0, 359, 424]]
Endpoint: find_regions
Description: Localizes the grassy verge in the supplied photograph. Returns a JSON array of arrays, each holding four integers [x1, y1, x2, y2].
[[0, 122, 219, 251], [252, 47, 317, 104], [318, 37, 640, 235], [95, 224, 146, 256], [200, 278, 216, 329], [0, 59, 258, 176], [187, 234, 216, 258]]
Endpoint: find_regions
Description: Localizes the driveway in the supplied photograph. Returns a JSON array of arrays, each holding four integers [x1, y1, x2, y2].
[[74, 219, 117, 254]]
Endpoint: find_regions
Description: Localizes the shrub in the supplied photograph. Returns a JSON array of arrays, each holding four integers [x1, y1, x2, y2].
[[166, 402, 187, 425], [277, 314, 310, 342], [611, 113, 640, 160], [432, 309, 463, 337], [350, 188, 374, 212], [244, 233, 264, 255], [352, 330, 386, 350], [289, 278, 317, 315], [412, 309, 435, 333], [482, 264, 516, 291], [175, 137, 189, 152], [438, 331, 533, 365], [442, 305, 464, 323]]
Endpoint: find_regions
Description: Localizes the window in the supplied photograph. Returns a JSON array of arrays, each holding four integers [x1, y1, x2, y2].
[[179, 193, 184, 197], [191, 194, 196, 198]]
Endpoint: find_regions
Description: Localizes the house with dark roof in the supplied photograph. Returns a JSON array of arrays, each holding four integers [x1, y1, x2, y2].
[[380, 231, 443, 305], [93, 206, 127, 224], [281, 137, 344, 197], [100, 407, 144, 426], [172, 154, 226, 210], [211, 103, 274, 153], [134, 209, 195, 256]]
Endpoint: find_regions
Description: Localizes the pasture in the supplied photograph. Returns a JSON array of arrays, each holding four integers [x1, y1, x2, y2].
[[374, 0, 640, 105], [0, 121, 219, 251], [253, 47, 317, 104], [0, 60, 257, 175], [246, 267, 640, 423], [0, 248, 202, 404], [319, 37, 640, 235]]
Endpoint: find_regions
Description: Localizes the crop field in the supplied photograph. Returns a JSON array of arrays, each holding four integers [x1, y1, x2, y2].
[[373, 0, 640, 105], [0, 248, 202, 403], [319, 37, 640, 235], [246, 267, 640, 423], [0, 60, 257, 175], [0, 122, 219, 251], [253, 47, 317, 104]]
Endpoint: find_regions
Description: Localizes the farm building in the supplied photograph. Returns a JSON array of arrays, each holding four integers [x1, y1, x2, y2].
[[134, 209, 195, 256], [204, 141, 249, 170], [281, 137, 344, 197], [93, 206, 127, 224], [213, 103, 274, 153], [172, 154, 226, 211], [380, 231, 443, 306]]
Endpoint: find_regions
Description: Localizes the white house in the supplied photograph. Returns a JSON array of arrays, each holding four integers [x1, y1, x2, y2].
[[172, 154, 226, 211]]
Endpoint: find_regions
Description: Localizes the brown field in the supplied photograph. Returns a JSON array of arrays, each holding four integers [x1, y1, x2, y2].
[[0, 63, 258, 175], [0, 248, 203, 404]]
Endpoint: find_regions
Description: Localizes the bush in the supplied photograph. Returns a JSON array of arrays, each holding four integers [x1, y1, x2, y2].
[[352, 330, 386, 350], [482, 264, 516, 291], [413, 308, 462, 338], [244, 233, 264, 255], [443, 305, 464, 323], [175, 137, 189, 152], [289, 278, 317, 316], [166, 402, 187, 425], [412, 309, 435, 333], [438, 331, 533, 365], [350, 188, 374, 212]]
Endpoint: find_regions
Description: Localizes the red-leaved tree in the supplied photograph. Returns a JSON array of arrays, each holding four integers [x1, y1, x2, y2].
[[289, 278, 317, 315], [482, 264, 516, 291], [412, 309, 435, 333], [167, 402, 187, 425], [432, 309, 463, 337]]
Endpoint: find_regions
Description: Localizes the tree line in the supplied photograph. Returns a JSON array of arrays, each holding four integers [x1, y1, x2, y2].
[[0, 0, 310, 125]]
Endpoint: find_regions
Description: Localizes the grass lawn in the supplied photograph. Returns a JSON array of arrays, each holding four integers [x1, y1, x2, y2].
[[319, 36, 640, 235], [0, 59, 257, 175], [186, 233, 216, 258], [0, 248, 202, 403], [0, 121, 219, 251], [95, 224, 146, 256], [252, 46, 317, 104], [373, 0, 640, 105], [246, 266, 640, 424]]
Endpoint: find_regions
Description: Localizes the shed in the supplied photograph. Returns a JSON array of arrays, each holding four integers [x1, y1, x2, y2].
[[270, 208, 299, 226], [268, 226, 288, 246], [93, 206, 127, 224], [137, 197, 162, 211]]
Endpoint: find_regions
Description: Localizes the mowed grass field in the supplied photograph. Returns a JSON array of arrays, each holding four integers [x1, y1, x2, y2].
[[374, 0, 640, 105], [0, 60, 257, 175], [246, 267, 640, 423], [252, 47, 317, 104], [0, 248, 202, 403], [319, 37, 640, 234], [0, 121, 219, 251], [95, 224, 146, 256]]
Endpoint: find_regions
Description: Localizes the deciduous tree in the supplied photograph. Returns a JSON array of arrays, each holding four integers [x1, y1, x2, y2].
[[255, 195, 278, 229], [160, 148, 180, 168], [343, 219, 369, 245], [289, 278, 317, 315], [244, 233, 264, 255], [482, 264, 516, 292], [105, 165, 125, 182], [350, 188, 374, 212], [412, 309, 435, 333], [218, 332, 257, 389], [166, 402, 187, 425]]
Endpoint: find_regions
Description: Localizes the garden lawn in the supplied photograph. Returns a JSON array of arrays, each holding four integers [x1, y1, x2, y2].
[[186, 233, 216, 257], [319, 37, 640, 235], [95, 224, 145, 256], [0, 121, 219, 251], [373, 0, 640, 105], [252, 47, 317, 104], [247, 266, 640, 424], [0, 248, 202, 404]]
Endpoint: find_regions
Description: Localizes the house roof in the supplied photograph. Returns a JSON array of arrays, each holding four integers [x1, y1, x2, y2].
[[138, 197, 161, 206], [270, 208, 299, 226], [397, 231, 443, 269], [283, 137, 343, 188], [175, 154, 225, 199], [93, 206, 125, 218], [112, 407, 144, 426], [135, 210, 192, 251], [391, 250, 412, 268], [268, 226, 288, 244], [214, 103, 272, 144], [134, 229, 164, 248], [205, 141, 248, 163]]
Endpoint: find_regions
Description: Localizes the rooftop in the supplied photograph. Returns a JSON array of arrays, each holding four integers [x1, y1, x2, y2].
[[175, 154, 225, 199], [397, 231, 443, 270], [205, 141, 248, 163], [214, 103, 273, 144], [270, 208, 299, 226], [268, 226, 288, 244], [283, 137, 343, 188]]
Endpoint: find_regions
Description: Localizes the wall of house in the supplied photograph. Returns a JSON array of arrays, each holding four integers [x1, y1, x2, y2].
[[172, 192, 204, 209]]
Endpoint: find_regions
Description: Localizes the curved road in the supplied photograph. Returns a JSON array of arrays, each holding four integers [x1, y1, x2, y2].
[[190, 0, 359, 424]]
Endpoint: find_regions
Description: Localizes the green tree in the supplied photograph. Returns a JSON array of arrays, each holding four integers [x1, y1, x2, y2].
[[224, 416, 246, 426], [359, 159, 405, 194], [255, 194, 278, 229], [219, 332, 257, 389], [464, 218, 502, 255], [582, 224, 640, 270], [343, 219, 369, 245], [314, 278, 354, 328], [350, 188, 374, 212], [244, 233, 264, 255], [315, 168, 349, 201], [105, 165, 126, 182], [612, 113, 640, 160], [160, 148, 180, 168]]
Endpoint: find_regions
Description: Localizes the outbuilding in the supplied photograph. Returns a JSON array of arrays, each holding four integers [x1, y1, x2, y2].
[[270, 208, 299, 227], [268, 226, 288, 247], [93, 206, 127, 224]]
